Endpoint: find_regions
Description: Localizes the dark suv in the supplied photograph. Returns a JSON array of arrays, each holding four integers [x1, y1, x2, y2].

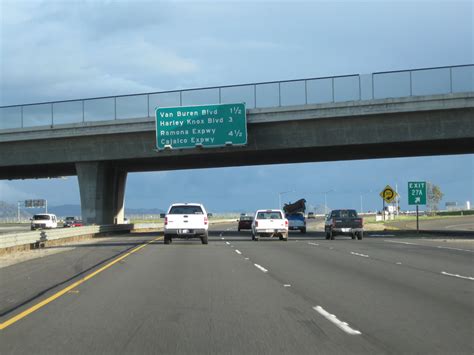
[[238, 215, 253, 231]]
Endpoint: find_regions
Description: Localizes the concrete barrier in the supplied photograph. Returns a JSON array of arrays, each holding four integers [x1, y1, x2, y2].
[[0, 219, 237, 253], [0, 225, 132, 252]]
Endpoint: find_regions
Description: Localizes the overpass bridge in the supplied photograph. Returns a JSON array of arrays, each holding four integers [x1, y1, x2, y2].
[[1, 65, 473, 224]]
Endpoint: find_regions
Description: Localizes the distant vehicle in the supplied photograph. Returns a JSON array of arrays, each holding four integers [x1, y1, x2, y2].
[[251, 209, 288, 241], [286, 212, 306, 233], [163, 203, 209, 245], [72, 220, 83, 227], [307, 212, 315, 219], [324, 209, 364, 240], [31, 213, 58, 230], [238, 215, 253, 231], [283, 198, 307, 233], [63, 216, 76, 227]]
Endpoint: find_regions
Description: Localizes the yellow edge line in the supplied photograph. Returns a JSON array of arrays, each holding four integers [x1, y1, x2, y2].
[[0, 236, 162, 330]]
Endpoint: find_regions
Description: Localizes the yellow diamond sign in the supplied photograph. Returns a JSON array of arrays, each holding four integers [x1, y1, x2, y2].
[[380, 185, 398, 203]]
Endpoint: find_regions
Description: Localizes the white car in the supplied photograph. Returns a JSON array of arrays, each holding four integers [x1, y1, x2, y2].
[[251, 209, 288, 241], [31, 213, 58, 230], [163, 203, 209, 245]]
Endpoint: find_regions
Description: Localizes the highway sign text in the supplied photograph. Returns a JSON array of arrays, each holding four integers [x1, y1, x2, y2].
[[155, 103, 247, 150], [408, 181, 426, 205]]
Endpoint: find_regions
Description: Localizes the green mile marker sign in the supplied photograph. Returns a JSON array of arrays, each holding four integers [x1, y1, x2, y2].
[[155, 103, 247, 150], [408, 181, 426, 205]]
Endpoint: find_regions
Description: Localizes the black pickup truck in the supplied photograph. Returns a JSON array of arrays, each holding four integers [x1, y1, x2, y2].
[[324, 209, 364, 240]]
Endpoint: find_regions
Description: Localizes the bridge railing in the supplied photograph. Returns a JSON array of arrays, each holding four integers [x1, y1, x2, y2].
[[0, 64, 472, 130]]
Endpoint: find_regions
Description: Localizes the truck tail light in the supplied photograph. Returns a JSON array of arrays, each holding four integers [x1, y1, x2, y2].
[[285, 220, 288, 227], [164, 217, 168, 226], [204, 216, 208, 225], [255, 220, 259, 227]]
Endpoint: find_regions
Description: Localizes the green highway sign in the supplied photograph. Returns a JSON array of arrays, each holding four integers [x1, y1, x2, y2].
[[408, 181, 426, 205], [155, 103, 247, 150]]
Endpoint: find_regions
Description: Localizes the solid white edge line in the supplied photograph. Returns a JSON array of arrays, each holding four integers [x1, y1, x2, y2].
[[385, 240, 474, 253], [437, 246, 474, 253], [350, 252, 369, 258], [254, 264, 268, 273], [441, 271, 474, 281], [235, 250, 242, 255], [313, 306, 361, 335]]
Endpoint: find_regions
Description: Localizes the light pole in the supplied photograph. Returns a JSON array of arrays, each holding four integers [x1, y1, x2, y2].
[[323, 189, 335, 214], [359, 190, 374, 214], [278, 190, 294, 209]]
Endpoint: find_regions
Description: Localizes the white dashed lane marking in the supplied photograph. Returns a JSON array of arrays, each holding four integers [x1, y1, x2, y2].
[[254, 264, 268, 273], [308, 242, 319, 246], [313, 306, 362, 335], [350, 252, 369, 258], [235, 250, 242, 255]]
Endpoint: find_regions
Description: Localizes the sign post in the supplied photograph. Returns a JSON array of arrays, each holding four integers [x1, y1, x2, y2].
[[155, 103, 247, 150], [408, 181, 426, 233]]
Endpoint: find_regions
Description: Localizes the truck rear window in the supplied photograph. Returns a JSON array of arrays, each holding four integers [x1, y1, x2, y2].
[[33, 215, 50, 220], [331, 210, 358, 218], [256, 211, 282, 219], [169, 206, 204, 214]]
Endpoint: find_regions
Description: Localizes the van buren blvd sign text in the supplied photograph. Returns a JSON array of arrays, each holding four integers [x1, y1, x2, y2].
[[155, 103, 247, 150]]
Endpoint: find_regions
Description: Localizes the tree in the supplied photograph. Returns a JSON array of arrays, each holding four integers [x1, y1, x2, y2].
[[427, 182, 444, 213]]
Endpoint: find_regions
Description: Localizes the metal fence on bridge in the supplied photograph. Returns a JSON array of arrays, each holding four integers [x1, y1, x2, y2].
[[1, 64, 472, 130]]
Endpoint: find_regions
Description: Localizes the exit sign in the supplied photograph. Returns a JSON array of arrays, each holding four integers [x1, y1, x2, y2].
[[155, 103, 247, 150], [408, 181, 426, 205]]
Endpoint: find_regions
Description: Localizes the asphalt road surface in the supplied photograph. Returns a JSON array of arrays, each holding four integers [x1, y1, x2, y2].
[[0, 222, 473, 354]]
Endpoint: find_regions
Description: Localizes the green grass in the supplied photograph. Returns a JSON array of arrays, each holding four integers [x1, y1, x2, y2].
[[364, 213, 472, 225]]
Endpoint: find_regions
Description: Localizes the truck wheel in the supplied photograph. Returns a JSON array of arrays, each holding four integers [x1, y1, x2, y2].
[[330, 231, 335, 240], [325, 232, 330, 240], [357, 231, 363, 240], [238, 228, 241, 232], [164, 235, 171, 245], [351, 233, 356, 240], [201, 234, 208, 245], [301, 228, 306, 233]]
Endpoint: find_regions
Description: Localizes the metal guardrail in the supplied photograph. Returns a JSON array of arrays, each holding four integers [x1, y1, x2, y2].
[[0, 64, 472, 130], [0, 225, 132, 250]]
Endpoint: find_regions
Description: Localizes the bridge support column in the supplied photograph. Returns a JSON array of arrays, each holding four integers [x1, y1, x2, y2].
[[76, 162, 127, 225]]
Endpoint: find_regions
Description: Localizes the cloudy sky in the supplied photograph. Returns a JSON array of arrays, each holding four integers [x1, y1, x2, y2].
[[0, 0, 473, 212]]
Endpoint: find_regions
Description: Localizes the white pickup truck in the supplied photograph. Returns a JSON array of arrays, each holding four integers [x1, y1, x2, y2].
[[163, 203, 209, 245], [251, 209, 288, 241]]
